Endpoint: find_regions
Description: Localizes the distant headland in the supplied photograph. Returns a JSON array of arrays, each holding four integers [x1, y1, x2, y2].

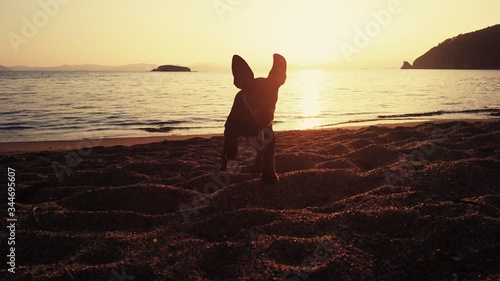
[[402, 24, 500, 69], [151, 65, 191, 72]]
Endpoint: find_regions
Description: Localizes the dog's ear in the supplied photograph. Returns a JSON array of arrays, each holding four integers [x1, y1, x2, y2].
[[268, 53, 287, 86], [232, 55, 254, 89]]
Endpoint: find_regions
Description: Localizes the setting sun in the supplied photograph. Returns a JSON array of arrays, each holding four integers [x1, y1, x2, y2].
[[259, 2, 349, 66]]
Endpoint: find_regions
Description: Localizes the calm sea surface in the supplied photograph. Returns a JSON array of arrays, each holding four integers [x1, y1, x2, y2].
[[1, 69, 499, 142]]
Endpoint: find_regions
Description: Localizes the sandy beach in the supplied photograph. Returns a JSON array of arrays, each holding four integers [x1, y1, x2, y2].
[[1, 120, 499, 280]]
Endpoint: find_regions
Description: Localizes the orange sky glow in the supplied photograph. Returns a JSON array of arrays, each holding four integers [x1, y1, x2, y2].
[[1, 0, 499, 69]]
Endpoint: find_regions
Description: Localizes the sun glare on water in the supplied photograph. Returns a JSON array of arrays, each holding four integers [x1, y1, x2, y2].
[[296, 70, 324, 129]]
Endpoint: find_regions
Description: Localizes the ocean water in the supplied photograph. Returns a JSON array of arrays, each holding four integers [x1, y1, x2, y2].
[[1, 69, 499, 142]]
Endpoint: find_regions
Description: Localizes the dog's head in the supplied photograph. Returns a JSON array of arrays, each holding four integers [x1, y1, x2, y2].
[[232, 54, 287, 128]]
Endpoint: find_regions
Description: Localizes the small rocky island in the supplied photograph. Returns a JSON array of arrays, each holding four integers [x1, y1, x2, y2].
[[151, 65, 191, 72], [402, 24, 500, 69], [400, 61, 413, 69]]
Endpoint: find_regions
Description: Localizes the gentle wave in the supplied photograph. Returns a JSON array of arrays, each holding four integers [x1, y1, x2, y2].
[[0, 125, 36, 130], [378, 108, 500, 118], [140, 125, 219, 133], [317, 108, 500, 128], [0, 110, 25, 115]]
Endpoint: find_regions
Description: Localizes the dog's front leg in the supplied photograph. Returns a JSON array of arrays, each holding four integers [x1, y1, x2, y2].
[[221, 127, 238, 171], [255, 149, 263, 172]]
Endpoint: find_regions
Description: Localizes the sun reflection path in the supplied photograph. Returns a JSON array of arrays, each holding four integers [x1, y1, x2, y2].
[[297, 70, 324, 129]]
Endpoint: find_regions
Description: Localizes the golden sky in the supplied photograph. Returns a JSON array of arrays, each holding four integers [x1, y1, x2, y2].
[[1, 0, 499, 68]]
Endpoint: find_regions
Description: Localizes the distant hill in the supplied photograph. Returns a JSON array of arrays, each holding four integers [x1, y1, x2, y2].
[[151, 65, 191, 72], [0, 65, 12, 71], [408, 24, 500, 69], [10, 63, 158, 72]]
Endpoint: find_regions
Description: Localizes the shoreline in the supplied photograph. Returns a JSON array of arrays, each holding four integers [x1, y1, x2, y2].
[[1, 118, 498, 154], [0, 133, 220, 154]]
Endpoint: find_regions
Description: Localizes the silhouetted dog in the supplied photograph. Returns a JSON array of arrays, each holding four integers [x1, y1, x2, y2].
[[221, 54, 287, 184]]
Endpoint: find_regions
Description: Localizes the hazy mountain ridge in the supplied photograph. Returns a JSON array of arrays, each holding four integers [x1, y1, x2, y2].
[[3, 63, 227, 72], [8, 63, 158, 72], [2, 59, 406, 72], [410, 24, 500, 69], [0, 65, 12, 71]]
